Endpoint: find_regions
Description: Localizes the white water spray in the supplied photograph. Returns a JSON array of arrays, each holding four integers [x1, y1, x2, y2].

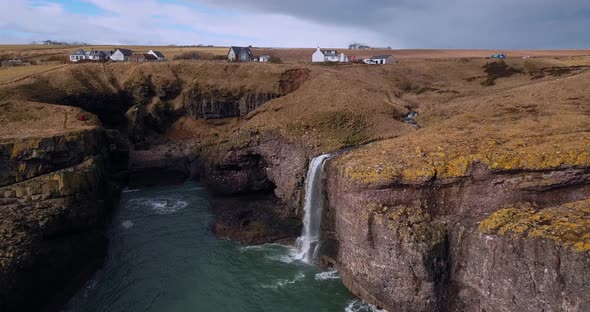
[[293, 154, 332, 263]]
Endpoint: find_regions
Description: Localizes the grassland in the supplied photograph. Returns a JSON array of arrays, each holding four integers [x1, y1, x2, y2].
[[0, 44, 228, 62], [0, 47, 589, 182], [2, 44, 590, 63], [0, 64, 67, 85]]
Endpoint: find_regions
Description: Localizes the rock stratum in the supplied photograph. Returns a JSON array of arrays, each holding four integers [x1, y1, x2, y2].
[[0, 101, 121, 311], [0, 57, 589, 311]]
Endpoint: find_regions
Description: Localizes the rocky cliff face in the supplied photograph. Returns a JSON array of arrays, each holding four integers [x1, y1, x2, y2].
[[198, 131, 311, 244], [323, 159, 590, 312], [185, 87, 280, 119], [0, 101, 120, 312]]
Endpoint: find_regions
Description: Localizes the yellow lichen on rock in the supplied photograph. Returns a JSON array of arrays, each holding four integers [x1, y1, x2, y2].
[[479, 198, 590, 252]]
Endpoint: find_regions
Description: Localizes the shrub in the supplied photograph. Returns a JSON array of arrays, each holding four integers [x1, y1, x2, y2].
[[480, 61, 523, 86], [46, 55, 69, 63], [269, 56, 283, 64], [173, 51, 225, 61], [397, 78, 419, 92]]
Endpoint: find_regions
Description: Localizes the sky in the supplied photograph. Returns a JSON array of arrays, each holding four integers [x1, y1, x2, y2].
[[1, 0, 589, 49]]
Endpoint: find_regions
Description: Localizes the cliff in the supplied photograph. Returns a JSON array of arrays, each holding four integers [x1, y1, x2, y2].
[[322, 69, 590, 311], [0, 58, 589, 311], [0, 101, 118, 312]]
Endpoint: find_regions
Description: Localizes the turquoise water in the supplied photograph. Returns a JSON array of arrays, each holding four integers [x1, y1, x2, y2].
[[64, 182, 380, 312]]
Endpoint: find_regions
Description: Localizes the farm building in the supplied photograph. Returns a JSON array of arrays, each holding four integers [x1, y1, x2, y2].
[[129, 53, 157, 63], [259, 54, 271, 62], [364, 55, 397, 65], [148, 50, 166, 61], [312, 47, 341, 62], [69, 49, 87, 62], [111, 48, 133, 61], [228, 46, 253, 62]]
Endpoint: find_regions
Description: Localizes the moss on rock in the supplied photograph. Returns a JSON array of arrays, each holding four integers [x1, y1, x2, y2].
[[479, 198, 590, 252]]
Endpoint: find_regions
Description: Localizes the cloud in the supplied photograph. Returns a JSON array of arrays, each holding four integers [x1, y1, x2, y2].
[[0, 0, 588, 48], [192, 0, 590, 48], [0, 0, 383, 47]]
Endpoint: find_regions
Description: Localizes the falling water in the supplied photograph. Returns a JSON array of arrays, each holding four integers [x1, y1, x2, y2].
[[294, 154, 332, 263]]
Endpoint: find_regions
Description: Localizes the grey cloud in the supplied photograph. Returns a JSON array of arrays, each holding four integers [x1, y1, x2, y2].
[[194, 0, 590, 48]]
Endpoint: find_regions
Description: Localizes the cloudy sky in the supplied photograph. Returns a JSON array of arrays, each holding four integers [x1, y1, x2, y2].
[[1, 0, 589, 48]]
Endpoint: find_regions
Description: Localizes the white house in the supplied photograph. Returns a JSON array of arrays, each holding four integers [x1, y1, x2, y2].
[[259, 54, 270, 62], [312, 47, 340, 62], [228, 46, 253, 62], [338, 53, 349, 63], [148, 50, 166, 61], [69, 49, 87, 62], [312, 47, 325, 62], [364, 55, 397, 65], [87, 49, 113, 61], [111, 48, 133, 61]]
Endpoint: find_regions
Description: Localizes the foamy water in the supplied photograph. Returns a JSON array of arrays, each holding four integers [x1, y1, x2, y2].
[[345, 300, 388, 312], [315, 269, 340, 281], [127, 198, 188, 215]]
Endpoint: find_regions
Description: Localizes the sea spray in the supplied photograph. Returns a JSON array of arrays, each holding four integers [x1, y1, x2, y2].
[[294, 154, 332, 263]]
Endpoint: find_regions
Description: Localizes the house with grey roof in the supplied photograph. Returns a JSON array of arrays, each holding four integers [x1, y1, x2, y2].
[[228, 46, 253, 62], [312, 47, 345, 62], [364, 55, 397, 65], [259, 54, 271, 62], [86, 49, 113, 61], [148, 50, 166, 61], [70, 49, 87, 62], [111, 48, 134, 61]]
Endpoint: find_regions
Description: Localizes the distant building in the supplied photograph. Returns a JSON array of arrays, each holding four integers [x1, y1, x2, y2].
[[349, 43, 371, 50], [148, 50, 166, 61], [227, 46, 253, 62], [86, 49, 113, 61], [129, 53, 157, 63], [70, 49, 87, 62], [111, 48, 134, 61], [364, 55, 397, 65], [338, 53, 349, 63], [259, 54, 271, 62], [312, 47, 339, 62]]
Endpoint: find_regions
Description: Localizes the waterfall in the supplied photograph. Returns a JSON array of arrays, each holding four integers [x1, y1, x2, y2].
[[293, 154, 332, 263]]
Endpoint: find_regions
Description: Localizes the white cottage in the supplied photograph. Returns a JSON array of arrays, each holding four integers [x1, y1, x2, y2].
[[259, 54, 270, 62], [312, 47, 325, 62], [228, 46, 253, 62], [364, 55, 397, 65], [338, 53, 349, 63], [312, 47, 340, 63], [110, 48, 133, 61], [69, 49, 87, 62]]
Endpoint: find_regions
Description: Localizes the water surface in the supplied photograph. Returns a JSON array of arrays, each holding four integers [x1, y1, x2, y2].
[[64, 182, 380, 312]]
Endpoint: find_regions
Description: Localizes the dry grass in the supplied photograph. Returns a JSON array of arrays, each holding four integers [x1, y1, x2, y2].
[[0, 54, 589, 182], [0, 101, 99, 139], [252, 48, 590, 63], [0, 44, 228, 62], [2, 45, 590, 64], [0, 64, 67, 85]]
